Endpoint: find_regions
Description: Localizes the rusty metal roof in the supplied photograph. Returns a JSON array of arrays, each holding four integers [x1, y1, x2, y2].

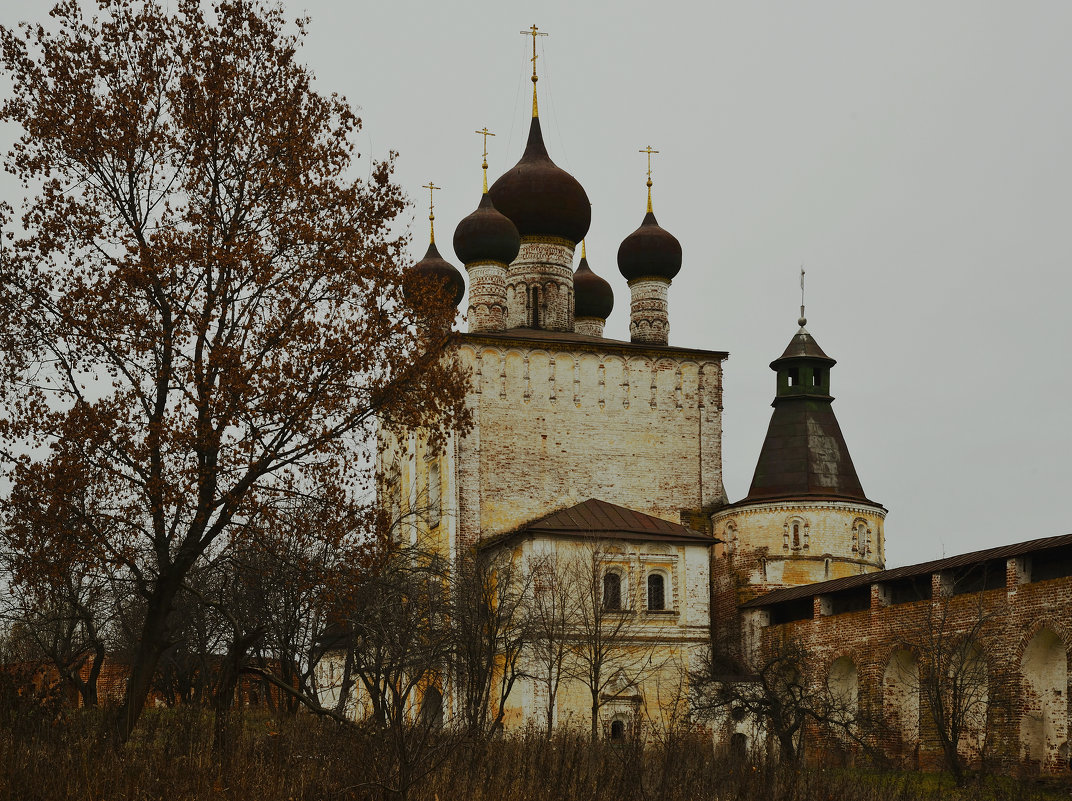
[[740, 326, 874, 505], [481, 498, 715, 549], [742, 396, 872, 503], [740, 530, 1072, 609], [772, 327, 833, 366], [457, 329, 729, 361]]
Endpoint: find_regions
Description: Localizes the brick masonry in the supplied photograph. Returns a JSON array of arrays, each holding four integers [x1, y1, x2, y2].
[[716, 551, 1072, 775]]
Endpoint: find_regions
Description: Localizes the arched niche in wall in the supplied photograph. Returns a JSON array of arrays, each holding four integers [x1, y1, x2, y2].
[[1020, 627, 1068, 770], [883, 649, 920, 756]]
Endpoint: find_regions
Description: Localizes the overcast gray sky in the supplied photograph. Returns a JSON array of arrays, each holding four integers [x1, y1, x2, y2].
[[2, 1, 1070, 569]]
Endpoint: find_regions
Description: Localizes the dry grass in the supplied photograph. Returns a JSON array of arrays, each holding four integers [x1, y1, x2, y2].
[[0, 701, 1067, 801]]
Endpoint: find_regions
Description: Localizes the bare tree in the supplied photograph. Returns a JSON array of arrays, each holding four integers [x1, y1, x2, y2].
[[524, 550, 576, 737], [690, 635, 814, 763], [344, 544, 458, 801], [451, 546, 532, 736], [896, 579, 997, 786], [565, 541, 663, 742]]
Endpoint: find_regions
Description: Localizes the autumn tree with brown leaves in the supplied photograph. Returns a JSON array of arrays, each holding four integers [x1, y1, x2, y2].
[[0, 0, 469, 743]]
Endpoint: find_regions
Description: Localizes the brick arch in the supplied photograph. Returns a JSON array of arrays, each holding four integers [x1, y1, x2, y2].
[[1018, 624, 1070, 771], [1017, 618, 1072, 662]]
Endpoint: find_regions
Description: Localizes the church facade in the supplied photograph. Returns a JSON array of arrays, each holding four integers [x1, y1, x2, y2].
[[336, 44, 1072, 775]]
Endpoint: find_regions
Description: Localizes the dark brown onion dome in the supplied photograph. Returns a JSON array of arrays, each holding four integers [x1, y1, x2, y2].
[[488, 117, 591, 244], [616, 211, 682, 282], [452, 192, 520, 266], [405, 241, 465, 308], [573, 255, 613, 320]]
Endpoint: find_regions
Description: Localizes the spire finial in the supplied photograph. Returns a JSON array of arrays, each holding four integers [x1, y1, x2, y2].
[[639, 145, 659, 214], [422, 181, 441, 244], [798, 266, 807, 327], [475, 127, 495, 193], [520, 24, 548, 118], [581, 238, 586, 260]]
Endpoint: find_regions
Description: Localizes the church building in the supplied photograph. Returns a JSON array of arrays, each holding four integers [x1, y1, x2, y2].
[[353, 34, 1072, 774]]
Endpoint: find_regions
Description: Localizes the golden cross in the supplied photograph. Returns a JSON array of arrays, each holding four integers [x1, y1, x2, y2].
[[520, 24, 548, 116], [475, 127, 495, 192], [521, 24, 548, 80], [422, 181, 441, 243], [639, 145, 659, 212]]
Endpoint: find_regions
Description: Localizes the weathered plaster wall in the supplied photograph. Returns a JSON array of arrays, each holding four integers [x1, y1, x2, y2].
[[456, 341, 726, 545], [711, 500, 886, 603]]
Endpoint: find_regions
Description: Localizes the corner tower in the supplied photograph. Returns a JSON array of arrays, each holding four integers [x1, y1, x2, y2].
[[712, 302, 886, 599]]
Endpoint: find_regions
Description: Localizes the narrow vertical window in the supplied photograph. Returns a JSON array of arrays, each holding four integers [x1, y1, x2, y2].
[[647, 573, 665, 611], [792, 522, 800, 549], [603, 572, 622, 610], [427, 458, 441, 528]]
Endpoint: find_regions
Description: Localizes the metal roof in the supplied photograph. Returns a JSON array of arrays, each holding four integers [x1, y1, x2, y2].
[[740, 531, 1072, 609], [481, 498, 715, 549], [457, 329, 728, 361], [743, 397, 872, 504], [772, 327, 834, 365]]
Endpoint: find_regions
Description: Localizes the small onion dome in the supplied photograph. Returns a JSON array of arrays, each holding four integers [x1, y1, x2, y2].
[[488, 117, 591, 244], [616, 211, 682, 282], [406, 241, 465, 308], [573, 255, 614, 320], [452, 192, 521, 266]]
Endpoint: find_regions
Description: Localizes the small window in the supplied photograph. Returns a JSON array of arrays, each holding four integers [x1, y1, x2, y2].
[[812, 369, 824, 387], [792, 522, 801, 549], [610, 719, 626, 740], [647, 573, 665, 611], [787, 368, 799, 386], [603, 572, 622, 610], [427, 458, 441, 528]]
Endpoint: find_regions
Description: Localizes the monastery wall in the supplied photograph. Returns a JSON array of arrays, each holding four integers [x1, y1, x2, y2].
[[455, 341, 726, 545], [744, 557, 1072, 775]]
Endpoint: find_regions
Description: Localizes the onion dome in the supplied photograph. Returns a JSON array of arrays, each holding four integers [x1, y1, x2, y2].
[[453, 192, 520, 266], [573, 243, 614, 320], [406, 241, 465, 308], [617, 210, 682, 282], [488, 117, 591, 244]]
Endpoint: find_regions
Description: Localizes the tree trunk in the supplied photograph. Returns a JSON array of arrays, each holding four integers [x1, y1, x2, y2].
[[778, 731, 797, 763], [116, 575, 182, 743], [591, 693, 600, 742]]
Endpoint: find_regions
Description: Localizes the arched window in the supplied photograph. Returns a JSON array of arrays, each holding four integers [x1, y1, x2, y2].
[[853, 518, 870, 556], [724, 523, 738, 556], [603, 572, 622, 610], [647, 573, 665, 611], [610, 719, 626, 740]]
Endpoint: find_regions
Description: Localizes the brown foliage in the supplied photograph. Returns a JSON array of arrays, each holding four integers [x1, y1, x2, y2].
[[0, 0, 469, 742]]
